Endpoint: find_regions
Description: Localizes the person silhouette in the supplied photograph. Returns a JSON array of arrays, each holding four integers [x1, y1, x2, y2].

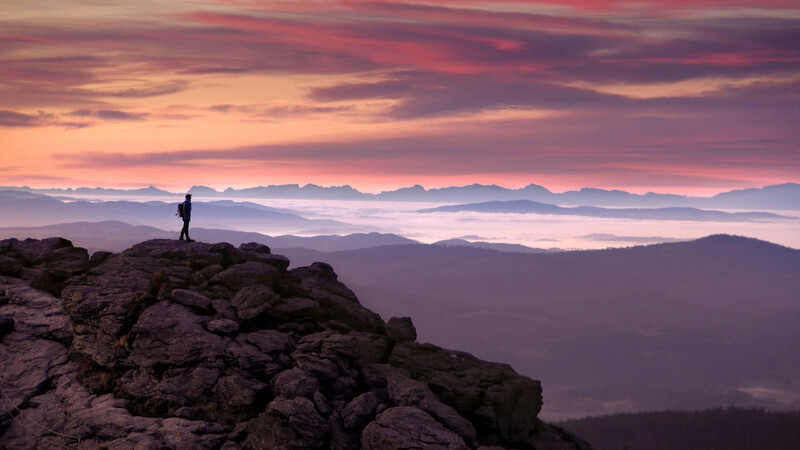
[[179, 194, 193, 241]]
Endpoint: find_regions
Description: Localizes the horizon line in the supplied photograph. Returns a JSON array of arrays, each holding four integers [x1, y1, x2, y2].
[[3, 181, 798, 198]]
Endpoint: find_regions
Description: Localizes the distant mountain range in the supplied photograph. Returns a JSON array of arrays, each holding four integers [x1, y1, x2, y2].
[[433, 238, 556, 254], [419, 200, 794, 222], [0, 221, 545, 256], [3, 182, 798, 209], [0, 190, 350, 235]]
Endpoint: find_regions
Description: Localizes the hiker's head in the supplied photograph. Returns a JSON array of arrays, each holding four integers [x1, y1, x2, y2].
[[185, 194, 192, 200]]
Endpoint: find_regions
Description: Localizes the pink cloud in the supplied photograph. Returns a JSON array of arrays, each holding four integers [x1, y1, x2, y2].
[[2, 0, 798, 192]]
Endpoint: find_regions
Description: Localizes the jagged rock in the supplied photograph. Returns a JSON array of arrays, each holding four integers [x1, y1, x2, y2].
[[239, 242, 271, 254], [295, 330, 393, 368], [228, 338, 274, 372], [0, 239, 590, 449], [0, 283, 71, 341], [277, 296, 317, 313], [361, 406, 469, 450], [0, 315, 13, 340], [342, 392, 383, 429], [272, 367, 320, 398], [230, 284, 278, 320], [213, 372, 268, 415], [0, 237, 89, 294], [209, 261, 279, 291], [128, 301, 229, 368], [293, 352, 341, 379], [313, 390, 332, 415], [361, 362, 411, 390], [387, 374, 477, 444], [246, 329, 294, 354], [208, 318, 240, 335], [386, 316, 417, 342], [88, 250, 113, 268], [171, 288, 213, 312], [0, 335, 72, 419], [0, 237, 79, 266], [238, 242, 290, 271], [389, 341, 549, 447], [120, 366, 222, 412], [329, 411, 361, 450], [286, 262, 385, 333], [212, 298, 238, 320], [0, 254, 23, 276], [245, 396, 330, 449]]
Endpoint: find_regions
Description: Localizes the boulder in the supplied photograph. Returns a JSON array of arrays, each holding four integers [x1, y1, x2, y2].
[[245, 397, 330, 449], [390, 341, 543, 445], [171, 288, 213, 312], [0, 238, 89, 293], [288, 262, 358, 303], [245, 329, 294, 354], [128, 301, 230, 368], [342, 392, 383, 430], [387, 374, 476, 443], [230, 285, 278, 320], [213, 372, 268, 415], [120, 366, 222, 407], [209, 261, 279, 291], [386, 316, 417, 342], [207, 318, 240, 335], [239, 242, 271, 254], [361, 406, 469, 450], [88, 250, 113, 268], [238, 242, 290, 271], [0, 254, 23, 276], [272, 367, 320, 398]]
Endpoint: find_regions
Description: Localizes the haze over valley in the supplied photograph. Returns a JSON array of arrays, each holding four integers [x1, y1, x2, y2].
[[2, 183, 799, 251]]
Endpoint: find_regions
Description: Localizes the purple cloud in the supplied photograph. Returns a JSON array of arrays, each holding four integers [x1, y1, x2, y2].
[[0, 110, 88, 128], [69, 109, 150, 121], [0, 110, 45, 127]]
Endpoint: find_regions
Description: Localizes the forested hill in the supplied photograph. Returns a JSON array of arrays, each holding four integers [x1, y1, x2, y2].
[[558, 407, 800, 450]]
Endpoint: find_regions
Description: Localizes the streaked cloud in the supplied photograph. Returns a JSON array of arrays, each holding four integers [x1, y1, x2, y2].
[[0, 110, 88, 128], [0, 0, 797, 192], [68, 109, 150, 121]]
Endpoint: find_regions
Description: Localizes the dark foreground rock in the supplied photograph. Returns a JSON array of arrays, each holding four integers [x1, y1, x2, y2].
[[0, 238, 590, 449]]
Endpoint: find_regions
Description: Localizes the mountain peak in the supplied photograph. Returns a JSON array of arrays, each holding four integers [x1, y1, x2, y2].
[[0, 237, 589, 449]]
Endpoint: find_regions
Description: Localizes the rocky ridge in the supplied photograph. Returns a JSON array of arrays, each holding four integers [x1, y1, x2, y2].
[[0, 237, 590, 449]]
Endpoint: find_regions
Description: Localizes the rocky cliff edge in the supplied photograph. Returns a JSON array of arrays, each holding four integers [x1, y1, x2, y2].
[[0, 237, 590, 449]]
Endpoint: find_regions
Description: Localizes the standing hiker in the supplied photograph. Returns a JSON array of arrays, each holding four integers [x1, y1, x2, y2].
[[178, 194, 193, 241]]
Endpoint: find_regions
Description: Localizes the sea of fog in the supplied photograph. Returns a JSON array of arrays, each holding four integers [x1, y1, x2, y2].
[[62, 194, 800, 250], [220, 197, 800, 251]]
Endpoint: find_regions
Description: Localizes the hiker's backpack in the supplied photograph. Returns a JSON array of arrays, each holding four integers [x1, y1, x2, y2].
[[177, 203, 184, 218]]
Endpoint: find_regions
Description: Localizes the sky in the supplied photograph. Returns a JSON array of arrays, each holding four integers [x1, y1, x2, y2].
[[1, 0, 799, 195]]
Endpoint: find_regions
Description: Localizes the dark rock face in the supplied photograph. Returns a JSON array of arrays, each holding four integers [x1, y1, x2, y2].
[[386, 316, 417, 342], [0, 238, 591, 449], [0, 237, 89, 294]]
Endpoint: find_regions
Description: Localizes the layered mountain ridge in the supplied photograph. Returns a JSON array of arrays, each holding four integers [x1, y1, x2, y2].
[[0, 237, 589, 449]]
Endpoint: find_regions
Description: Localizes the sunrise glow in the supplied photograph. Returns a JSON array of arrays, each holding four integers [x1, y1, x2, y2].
[[1, 0, 798, 194]]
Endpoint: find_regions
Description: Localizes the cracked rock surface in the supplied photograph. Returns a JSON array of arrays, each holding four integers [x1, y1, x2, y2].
[[0, 238, 591, 449]]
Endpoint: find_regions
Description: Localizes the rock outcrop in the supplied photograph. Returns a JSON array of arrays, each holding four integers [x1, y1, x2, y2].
[[0, 238, 590, 449]]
